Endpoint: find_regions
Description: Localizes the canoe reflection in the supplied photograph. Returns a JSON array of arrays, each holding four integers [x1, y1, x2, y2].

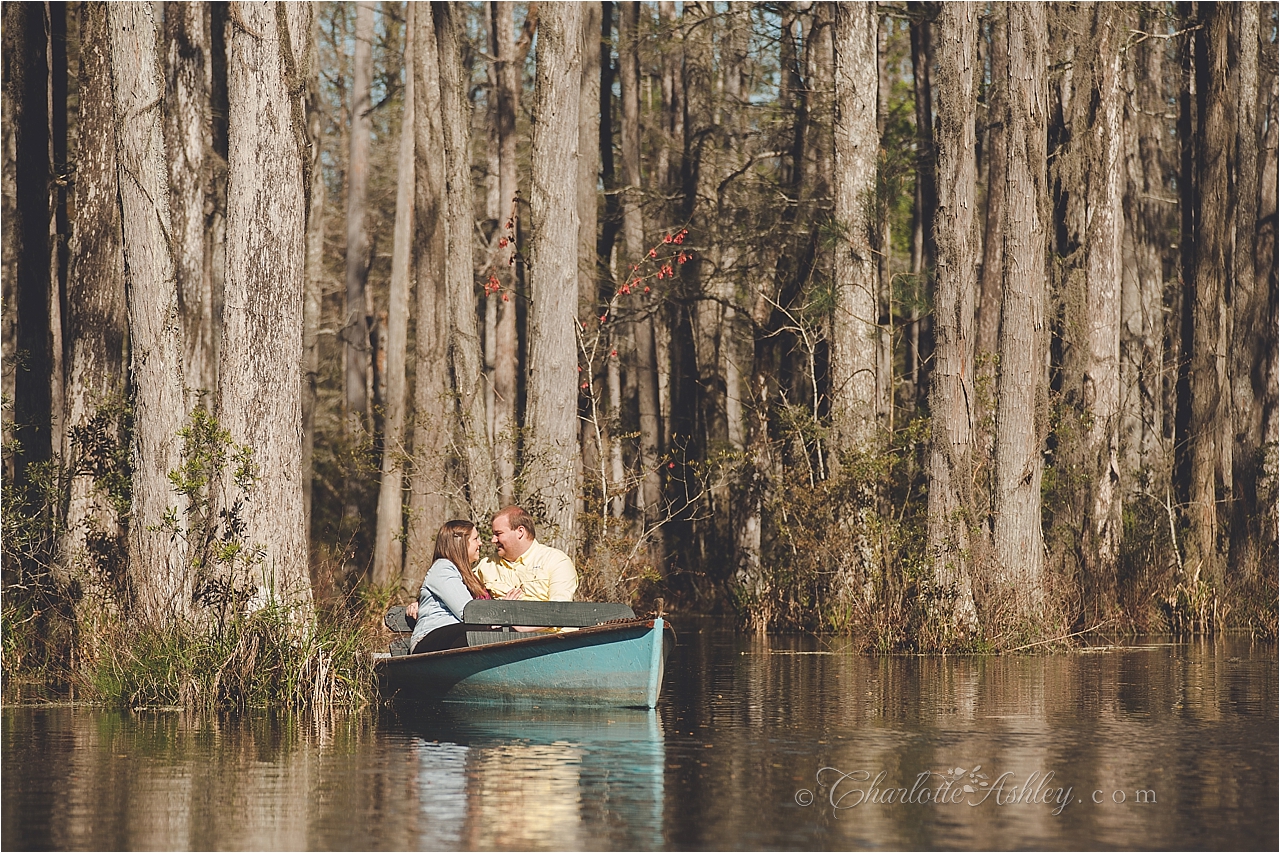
[[403, 705, 665, 850]]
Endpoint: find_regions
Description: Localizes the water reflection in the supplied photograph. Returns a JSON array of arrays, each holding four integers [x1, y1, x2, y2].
[[2, 627, 1275, 851], [660, 629, 1276, 850], [399, 705, 665, 850]]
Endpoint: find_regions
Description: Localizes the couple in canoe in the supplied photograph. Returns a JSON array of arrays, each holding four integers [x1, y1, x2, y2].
[[406, 506, 578, 654]]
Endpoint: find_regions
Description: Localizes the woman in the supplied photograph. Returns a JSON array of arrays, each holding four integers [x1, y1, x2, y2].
[[407, 519, 492, 654]]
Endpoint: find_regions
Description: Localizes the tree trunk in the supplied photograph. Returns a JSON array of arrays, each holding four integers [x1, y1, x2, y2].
[[163, 2, 214, 407], [1228, 1, 1263, 579], [302, 6, 325, 534], [372, 7, 415, 589], [578, 1, 609, 518], [406, 3, 453, 591], [1174, 2, 1197, 524], [345, 1, 373, 434], [657, 0, 681, 449], [926, 1, 980, 638], [49, 3, 67, 467], [1251, 23, 1279, 562], [0, 4, 19, 486], [830, 2, 881, 449], [207, 1, 228, 434], [991, 1, 1049, 625], [976, 6, 1006, 441], [525, 2, 583, 551], [654, 0, 676, 193], [875, 18, 894, 437], [6, 2, 56, 491], [1079, 3, 1125, 613], [434, 3, 499, 520], [618, 1, 662, 520], [489, 1, 526, 508], [1120, 6, 1170, 491], [1187, 3, 1230, 590], [908, 5, 937, 406], [220, 0, 314, 612], [110, 1, 190, 626], [60, 1, 129, 587]]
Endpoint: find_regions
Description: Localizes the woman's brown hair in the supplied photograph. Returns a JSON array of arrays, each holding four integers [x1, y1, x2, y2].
[[432, 520, 489, 599]]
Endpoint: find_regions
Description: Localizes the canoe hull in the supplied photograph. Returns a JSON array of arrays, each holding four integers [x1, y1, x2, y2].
[[376, 618, 673, 708]]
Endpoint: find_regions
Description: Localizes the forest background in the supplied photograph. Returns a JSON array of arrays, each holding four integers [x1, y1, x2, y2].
[[2, 0, 1277, 706]]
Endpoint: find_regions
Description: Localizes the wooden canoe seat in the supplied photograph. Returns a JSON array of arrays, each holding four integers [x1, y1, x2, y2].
[[385, 605, 416, 634], [462, 600, 635, 627], [463, 600, 637, 647], [383, 601, 638, 654]]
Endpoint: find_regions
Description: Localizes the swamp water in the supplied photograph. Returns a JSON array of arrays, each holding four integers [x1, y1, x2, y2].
[[3, 621, 1276, 850]]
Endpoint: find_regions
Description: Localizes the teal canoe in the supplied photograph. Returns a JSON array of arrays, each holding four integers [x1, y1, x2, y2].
[[375, 601, 675, 709]]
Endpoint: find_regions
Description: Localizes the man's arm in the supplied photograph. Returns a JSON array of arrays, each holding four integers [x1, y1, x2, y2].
[[544, 548, 579, 602]]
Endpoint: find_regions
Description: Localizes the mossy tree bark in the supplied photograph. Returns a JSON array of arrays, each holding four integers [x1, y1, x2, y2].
[[907, 4, 937, 407], [1120, 5, 1173, 492], [1227, 2, 1271, 583], [1248, 15, 1280, 581], [927, 1, 981, 639], [525, 2, 583, 552], [991, 1, 1050, 626], [163, 2, 215, 408], [1186, 4, 1231, 592], [406, 4, 454, 588], [976, 6, 1007, 456], [110, 1, 191, 625], [60, 2, 129, 589], [830, 2, 881, 451], [219, 0, 314, 612]]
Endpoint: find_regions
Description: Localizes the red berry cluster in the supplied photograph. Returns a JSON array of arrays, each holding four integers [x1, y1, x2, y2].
[[483, 210, 519, 302], [579, 226, 693, 397], [622, 228, 692, 295]]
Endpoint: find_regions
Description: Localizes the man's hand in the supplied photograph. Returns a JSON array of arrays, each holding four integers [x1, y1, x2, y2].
[[501, 586, 524, 600], [405, 601, 418, 620]]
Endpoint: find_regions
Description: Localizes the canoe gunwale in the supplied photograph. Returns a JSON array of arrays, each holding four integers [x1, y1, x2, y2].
[[374, 617, 662, 669]]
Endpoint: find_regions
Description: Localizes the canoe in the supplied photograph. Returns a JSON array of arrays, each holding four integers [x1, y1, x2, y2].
[[375, 600, 675, 709]]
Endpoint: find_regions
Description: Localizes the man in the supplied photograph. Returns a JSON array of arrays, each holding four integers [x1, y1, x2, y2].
[[476, 506, 578, 601]]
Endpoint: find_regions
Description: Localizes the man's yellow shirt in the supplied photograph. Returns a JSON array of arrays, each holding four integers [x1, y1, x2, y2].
[[475, 539, 578, 602]]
